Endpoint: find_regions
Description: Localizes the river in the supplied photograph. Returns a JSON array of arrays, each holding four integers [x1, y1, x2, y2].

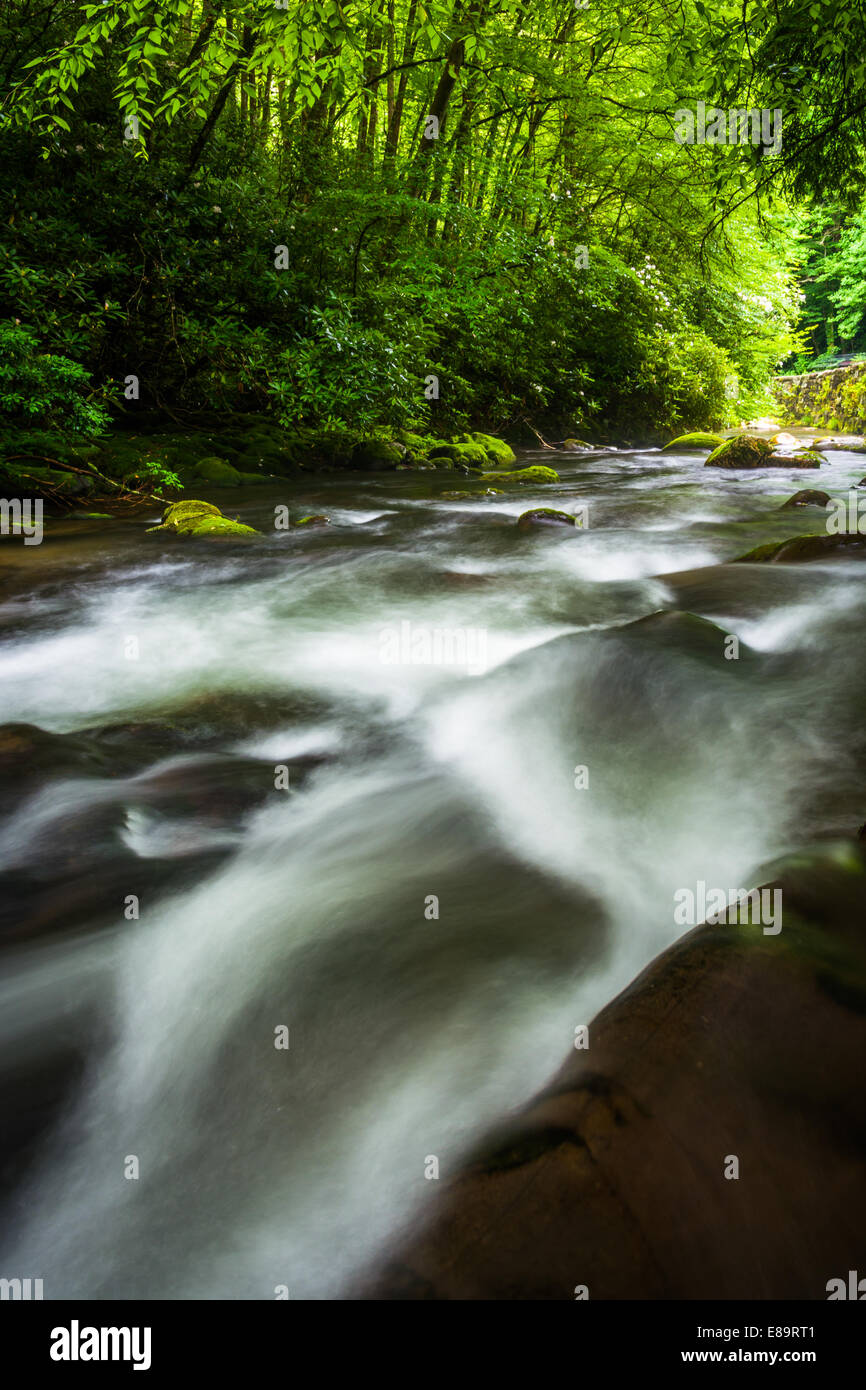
[[1, 443, 864, 1298]]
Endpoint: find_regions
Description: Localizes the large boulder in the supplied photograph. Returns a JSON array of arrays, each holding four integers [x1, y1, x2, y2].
[[361, 846, 866, 1299]]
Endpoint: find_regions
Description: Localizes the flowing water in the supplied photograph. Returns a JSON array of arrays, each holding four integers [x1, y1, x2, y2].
[[1, 445, 865, 1298]]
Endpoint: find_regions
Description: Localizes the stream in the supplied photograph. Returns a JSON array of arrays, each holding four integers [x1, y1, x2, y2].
[[1, 443, 865, 1299]]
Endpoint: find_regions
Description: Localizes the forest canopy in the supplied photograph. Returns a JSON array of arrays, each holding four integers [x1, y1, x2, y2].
[[2, 0, 866, 440]]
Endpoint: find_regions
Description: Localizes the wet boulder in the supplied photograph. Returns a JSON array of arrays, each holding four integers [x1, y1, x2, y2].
[[517, 508, 578, 531], [361, 846, 866, 1299], [147, 499, 259, 539], [734, 533, 866, 563], [780, 489, 831, 509]]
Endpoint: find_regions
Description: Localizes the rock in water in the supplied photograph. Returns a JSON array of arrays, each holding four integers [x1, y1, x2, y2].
[[147, 499, 259, 539], [779, 490, 831, 509], [361, 847, 866, 1299], [734, 533, 866, 563], [516, 508, 578, 531], [706, 435, 824, 469]]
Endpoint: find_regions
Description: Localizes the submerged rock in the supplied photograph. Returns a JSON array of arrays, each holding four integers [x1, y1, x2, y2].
[[780, 489, 831, 509], [516, 508, 578, 531], [661, 431, 726, 452], [480, 466, 560, 485]]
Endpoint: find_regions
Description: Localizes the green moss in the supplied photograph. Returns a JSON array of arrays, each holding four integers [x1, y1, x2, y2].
[[162, 499, 221, 524], [291, 514, 330, 527], [180, 515, 259, 538], [480, 465, 560, 484], [149, 498, 259, 538], [661, 432, 726, 452], [469, 432, 517, 466], [706, 435, 774, 469], [429, 441, 490, 468], [195, 457, 242, 486]]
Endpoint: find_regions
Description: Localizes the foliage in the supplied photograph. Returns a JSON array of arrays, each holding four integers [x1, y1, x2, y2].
[[0, 0, 816, 438], [0, 321, 109, 434]]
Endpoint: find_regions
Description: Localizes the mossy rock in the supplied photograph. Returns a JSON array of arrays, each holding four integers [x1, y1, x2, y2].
[[780, 490, 831, 509], [705, 435, 775, 468], [429, 441, 490, 469], [195, 457, 242, 486], [469, 433, 517, 467], [291, 514, 330, 528], [148, 498, 258, 539], [162, 499, 221, 524], [661, 432, 726, 452], [766, 449, 825, 469], [396, 430, 433, 454], [734, 533, 866, 564], [349, 439, 404, 471], [517, 508, 577, 531], [480, 466, 560, 484], [561, 438, 593, 450], [176, 515, 259, 539]]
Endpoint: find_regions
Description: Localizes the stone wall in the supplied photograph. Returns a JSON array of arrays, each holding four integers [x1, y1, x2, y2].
[[773, 361, 866, 431]]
